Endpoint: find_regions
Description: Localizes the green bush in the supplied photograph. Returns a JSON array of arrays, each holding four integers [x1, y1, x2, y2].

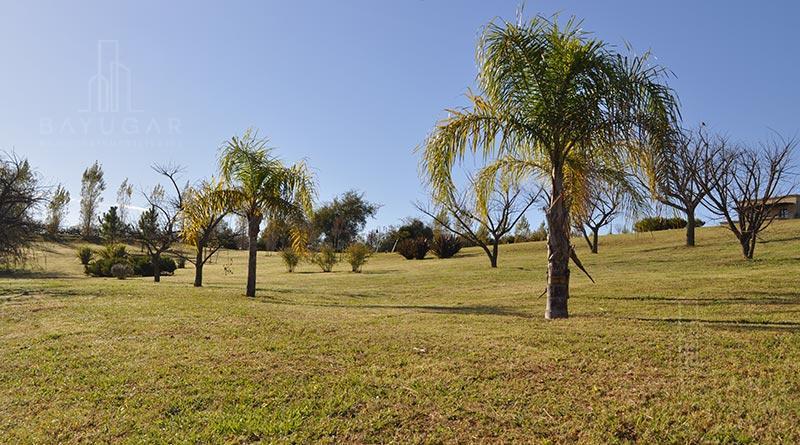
[[84, 244, 130, 277], [633, 217, 705, 233], [130, 255, 177, 277], [430, 234, 462, 259], [76, 247, 93, 265], [312, 245, 338, 272], [85, 258, 126, 277], [344, 243, 371, 272], [111, 263, 133, 280], [396, 237, 429, 260], [281, 248, 301, 272], [98, 243, 127, 260], [175, 256, 186, 269]]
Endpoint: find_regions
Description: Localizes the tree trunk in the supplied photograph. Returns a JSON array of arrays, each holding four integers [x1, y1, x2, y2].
[[686, 207, 696, 247], [490, 241, 499, 268], [193, 246, 204, 287], [591, 227, 599, 254], [580, 226, 592, 252], [153, 253, 161, 283], [740, 232, 753, 259], [245, 216, 261, 297], [545, 167, 570, 319]]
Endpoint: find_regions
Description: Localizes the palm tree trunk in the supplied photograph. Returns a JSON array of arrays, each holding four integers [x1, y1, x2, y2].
[[686, 207, 696, 247], [193, 245, 204, 287], [246, 216, 261, 297], [545, 168, 570, 319]]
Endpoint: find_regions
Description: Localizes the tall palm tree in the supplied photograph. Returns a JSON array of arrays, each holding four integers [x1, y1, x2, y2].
[[420, 16, 677, 319], [219, 129, 315, 297]]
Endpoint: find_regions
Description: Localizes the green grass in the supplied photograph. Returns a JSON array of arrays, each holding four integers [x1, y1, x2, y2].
[[2, 221, 800, 444]]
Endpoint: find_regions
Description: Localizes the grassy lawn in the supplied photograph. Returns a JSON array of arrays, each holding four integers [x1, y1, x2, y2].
[[1, 221, 799, 444]]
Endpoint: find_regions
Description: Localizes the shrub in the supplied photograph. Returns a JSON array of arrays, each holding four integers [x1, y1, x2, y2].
[[633, 217, 705, 233], [344, 243, 371, 272], [281, 248, 301, 272], [98, 243, 127, 260], [396, 237, 429, 260], [76, 247, 93, 265], [311, 245, 338, 272], [84, 244, 130, 277], [175, 256, 186, 269], [131, 255, 177, 277], [110, 262, 133, 280], [85, 258, 121, 277], [430, 234, 462, 259]]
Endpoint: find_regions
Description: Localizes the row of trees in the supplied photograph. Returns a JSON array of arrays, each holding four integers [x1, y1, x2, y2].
[[3, 15, 794, 319]]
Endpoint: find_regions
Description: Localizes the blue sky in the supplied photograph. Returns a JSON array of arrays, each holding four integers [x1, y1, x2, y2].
[[2, 1, 798, 231]]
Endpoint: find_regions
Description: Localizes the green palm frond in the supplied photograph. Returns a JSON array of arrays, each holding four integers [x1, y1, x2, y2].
[[420, 14, 678, 221], [218, 128, 316, 222]]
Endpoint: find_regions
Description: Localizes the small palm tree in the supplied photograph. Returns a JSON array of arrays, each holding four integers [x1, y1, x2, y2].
[[219, 129, 315, 297], [420, 16, 677, 319], [181, 179, 228, 287]]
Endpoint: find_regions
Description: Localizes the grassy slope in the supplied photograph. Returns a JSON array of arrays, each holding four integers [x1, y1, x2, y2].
[[1, 221, 799, 444]]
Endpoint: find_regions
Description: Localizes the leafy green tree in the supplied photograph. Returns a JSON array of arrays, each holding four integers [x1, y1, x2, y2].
[[514, 215, 531, 241], [116, 178, 134, 226], [99, 206, 125, 243], [311, 190, 379, 250], [79, 161, 106, 239], [0, 153, 45, 266], [219, 129, 315, 297], [45, 184, 70, 236], [420, 16, 676, 318], [259, 215, 293, 251]]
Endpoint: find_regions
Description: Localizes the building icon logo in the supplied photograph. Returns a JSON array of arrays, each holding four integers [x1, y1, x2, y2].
[[81, 40, 141, 113]]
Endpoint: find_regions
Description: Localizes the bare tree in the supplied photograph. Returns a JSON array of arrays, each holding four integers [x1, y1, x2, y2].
[[417, 179, 540, 268], [573, 184, 623, 254], [135, 164, 185, 282], [649, 128, 708, 246], [696, 135, 796, 259]]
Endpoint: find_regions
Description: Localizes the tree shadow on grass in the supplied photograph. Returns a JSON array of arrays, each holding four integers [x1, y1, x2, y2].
[[256, 298, 533, 318], [595, 293, 800, 306], [757, 235, 800, 244], [0, 270, 75, 279], [361, 269, 401, 275], [628, 317, 800, 332]]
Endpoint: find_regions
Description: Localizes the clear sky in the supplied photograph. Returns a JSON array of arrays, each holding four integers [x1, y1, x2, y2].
[[2, 1, 798, 230]]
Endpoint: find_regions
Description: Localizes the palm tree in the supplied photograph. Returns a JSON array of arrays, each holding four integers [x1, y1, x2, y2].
[[420, 16, 677, 319], [181, 179, 229, 287], [219, 129, 315, 297]]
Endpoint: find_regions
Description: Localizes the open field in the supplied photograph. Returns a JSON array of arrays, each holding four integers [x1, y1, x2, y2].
[[2, 221, 800, 444]]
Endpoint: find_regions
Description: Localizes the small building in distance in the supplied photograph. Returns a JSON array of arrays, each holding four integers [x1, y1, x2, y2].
[[761, 195, 800, 219]]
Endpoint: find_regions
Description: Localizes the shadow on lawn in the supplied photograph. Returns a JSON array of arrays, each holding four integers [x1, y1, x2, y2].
[[629, 317, 800, 332], [348, 303, 534, 318], [257, 298, 533, 318], [0, 270, 75, 279], [596, 293, 800, 306]]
